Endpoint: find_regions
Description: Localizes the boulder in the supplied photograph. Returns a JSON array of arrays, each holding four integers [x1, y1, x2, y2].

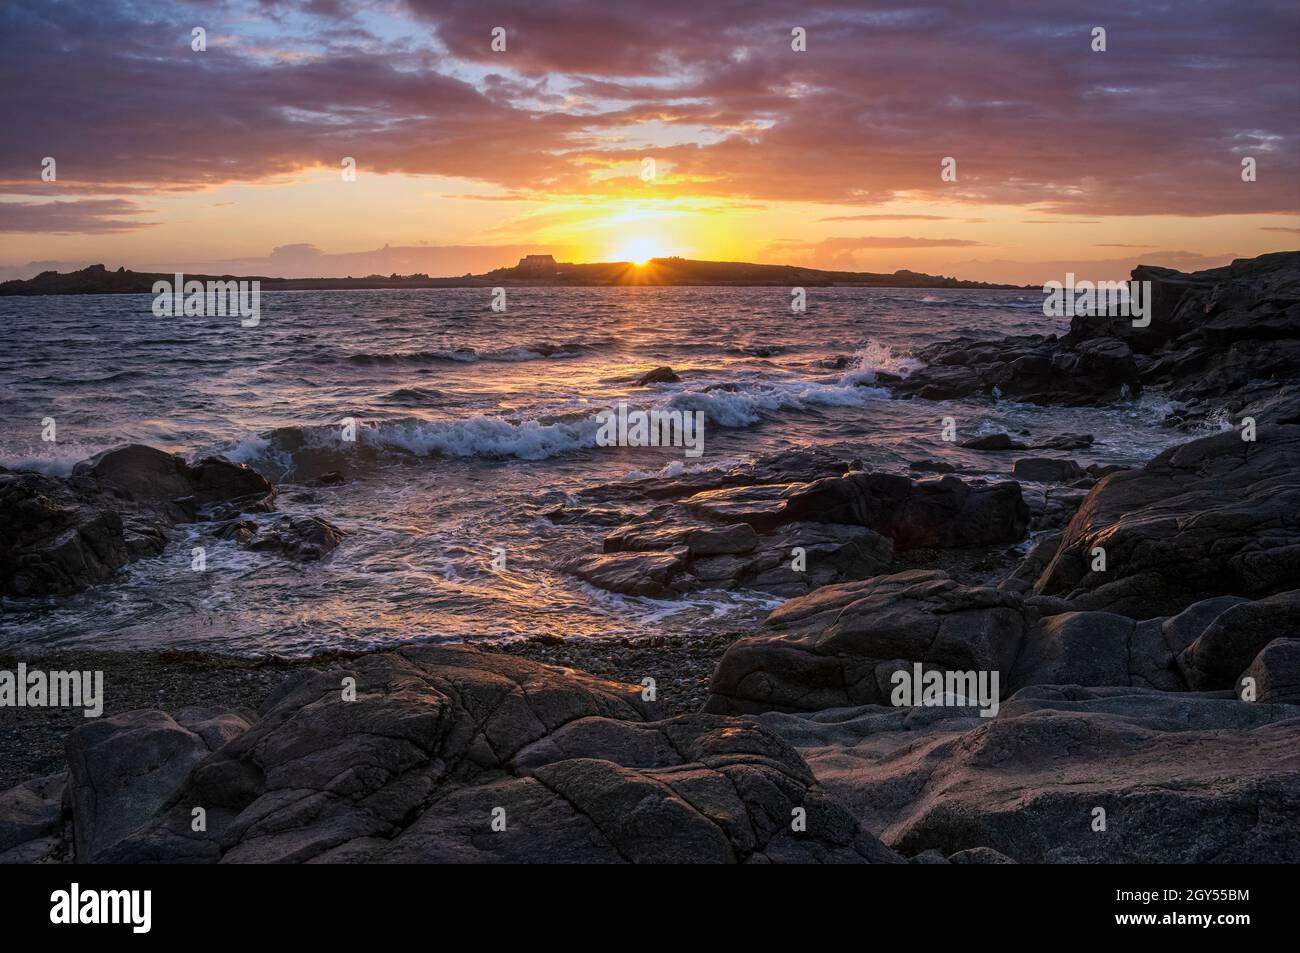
[[1178, 590, 1300, 690], [244, 515, 346, 561], [635, 366, 681, 386], [0, 773, 68, 864], [65, 707, 252, 862], [960, 434, 1026, 451], [1241, 638, 1300, 704], [565, 549, 688, 598], [1013, 458, 1083, 483], [706, 571, 1028, 714], [0, 469, 150, 597], [778, 472, 1030, 549]]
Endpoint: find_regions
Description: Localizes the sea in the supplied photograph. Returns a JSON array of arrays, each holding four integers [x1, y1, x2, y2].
[[0, 286, 1198, 656]]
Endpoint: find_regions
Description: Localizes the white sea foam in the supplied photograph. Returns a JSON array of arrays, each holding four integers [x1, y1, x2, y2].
[[838, 339, 924, 385], [0, 443, 118, 476]]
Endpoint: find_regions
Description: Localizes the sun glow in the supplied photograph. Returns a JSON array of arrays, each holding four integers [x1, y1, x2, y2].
[[614, 238, 666, 265]]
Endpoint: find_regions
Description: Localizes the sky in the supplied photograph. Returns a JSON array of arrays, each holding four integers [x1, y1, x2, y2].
[[1, 0, 1297, 283]]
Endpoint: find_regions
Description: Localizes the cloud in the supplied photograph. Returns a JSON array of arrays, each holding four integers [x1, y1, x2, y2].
[[0, 198, 156, 233], [0, 0, 1294, 220], [776, 236, 986, 250], [818, 213, 953, 222]]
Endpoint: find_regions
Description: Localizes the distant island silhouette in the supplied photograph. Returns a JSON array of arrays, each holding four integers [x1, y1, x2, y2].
[[0, 256, 1030, 295]]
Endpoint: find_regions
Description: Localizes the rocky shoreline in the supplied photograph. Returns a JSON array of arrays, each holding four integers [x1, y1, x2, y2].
[[2, 252, 1298, 863]]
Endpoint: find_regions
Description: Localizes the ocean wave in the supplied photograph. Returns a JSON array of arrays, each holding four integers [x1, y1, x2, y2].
[[666, 378, 889, 427], [217, 344, 910, 476], [0, 443, 119, 476], [222, 414, 604, 478], [383, 386, 447, 406]]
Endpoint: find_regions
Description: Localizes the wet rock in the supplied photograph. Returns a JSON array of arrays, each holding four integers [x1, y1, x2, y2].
[[73, 444, 194, 501], [683, 483, 794, 530], [1012, 457, 1083, 483], [570, 458, 1030, 601], [635, 366, 681, 386], [594, 510, 893, 599], [579, 447, 853, 504], [0, 444, 279, 597], [215, 519, 259, 545], [604, 520, 758, 557], [0, 469, 146, 597], [186, 456, 275, 505], [566, 549, 688, 598], [244, 515, 346, 561], [960, 434, 1026, 451]]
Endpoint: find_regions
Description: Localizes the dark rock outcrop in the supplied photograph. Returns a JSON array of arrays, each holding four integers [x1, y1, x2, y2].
[[706, 570, 1028, 714], [1033, 425, 1300, 618], [243, 515, 346, 561], [0, 469, 157, 597], [564, 466, 1027, 599], [1177, 591, 1300, 691], [0, 444, 346, 597], [634, 366, 681, 385], [705, 568, 1300, 714], [65, 707, 252, 863], [892, 251, 1300, 415], [760, 685, 1300, 863], [1012, 457, 1083, 483], [77, 647, 901, 864]]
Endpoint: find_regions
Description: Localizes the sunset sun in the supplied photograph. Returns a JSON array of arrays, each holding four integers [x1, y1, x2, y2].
[[615, 238, 666, 265]]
